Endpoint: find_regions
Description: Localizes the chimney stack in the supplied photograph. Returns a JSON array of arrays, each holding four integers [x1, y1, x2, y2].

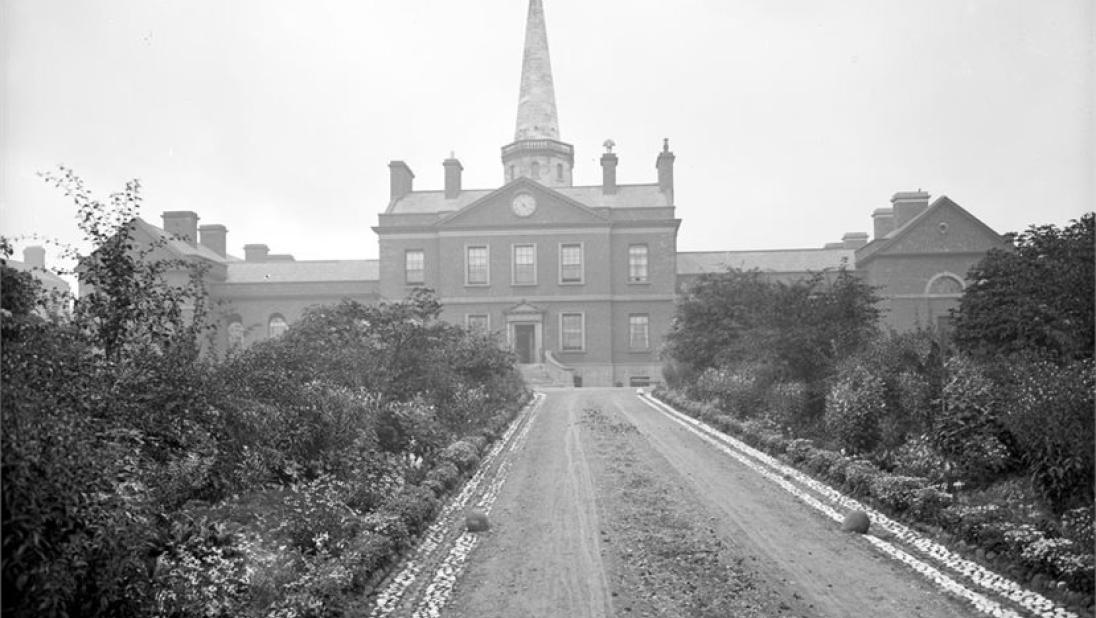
[[656, 138, 675, 202], [389, 161, 415, 201], [842, 232, 870, 249], [23, 246, 46, 269], [892, 190, 931, 230], [443, 155, 463, 199], [600, 151, 618, 194], [199, 224, 228, 258], [162, 211, 199, 246], [872, 208, 895, 240], [244, 244, 269, 262]]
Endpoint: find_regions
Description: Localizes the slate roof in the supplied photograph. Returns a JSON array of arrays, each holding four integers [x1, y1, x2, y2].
[[225, 260, 379, 283], [677, 248, 855, 275], [132, 218, 227, 263], [387, 184, 671, 215]]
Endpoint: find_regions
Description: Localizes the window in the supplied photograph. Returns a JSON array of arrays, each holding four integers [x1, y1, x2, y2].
[[629, 314, 649, 350], [531, 161, 540, 179], [512, 244, 536, 285], [466, 314, 489, 332], [628, 244, 649, 283], [927, 273, 964, 295], [405, 249, 424, 285], [466, 245, 489, 285], [227, 319, 244, 349], [509, 165, 515, 181], [559, 243, 583, 284], [268, 314, 288, 338], [557, 163, 563, 180], [560, 313, 584, 351]]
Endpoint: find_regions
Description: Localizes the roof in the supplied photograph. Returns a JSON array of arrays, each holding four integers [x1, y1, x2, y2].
[[677, 248, 855, 275], [6, 259, 71, 291], [855, 196, 1005, 263], [387, 183, 671, 215], [225, 260, 379, 283], [133, 218, 227, 263]]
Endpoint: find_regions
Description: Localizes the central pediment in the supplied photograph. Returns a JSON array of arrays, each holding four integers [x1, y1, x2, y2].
[[437, 178, 609, 229]]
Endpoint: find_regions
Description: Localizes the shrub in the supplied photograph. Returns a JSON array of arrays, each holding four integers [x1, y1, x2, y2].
[[765, 381, 809, 429], [825, 363, 885, 455], [889, 435, 949, 482], [868, 475, 928, 512], [999, 357, 1094, 512], [439, 440, 480, 472], [935, 356, 1014, 483]]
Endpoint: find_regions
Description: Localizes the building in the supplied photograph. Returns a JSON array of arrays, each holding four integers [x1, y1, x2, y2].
[[107, 0, 1008, 385], [6, 246, 72, 315]]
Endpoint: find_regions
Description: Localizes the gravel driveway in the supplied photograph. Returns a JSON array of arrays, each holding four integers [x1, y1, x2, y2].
[[373, 388, 1011, 617]]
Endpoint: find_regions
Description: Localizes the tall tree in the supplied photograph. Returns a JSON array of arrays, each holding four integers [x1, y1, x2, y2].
[[953, 212, 1094, 361]]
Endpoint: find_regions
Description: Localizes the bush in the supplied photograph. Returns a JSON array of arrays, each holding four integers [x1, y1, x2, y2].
[[889, 435, 949, 482], [824, 363, 885, 455], [999, 357, 1094, 512], [764, 381, 809, 429], [935, 356, 1014, 483]]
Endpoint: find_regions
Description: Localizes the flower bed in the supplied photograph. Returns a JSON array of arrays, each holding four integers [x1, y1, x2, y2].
[[653, 387, 1095, 609]]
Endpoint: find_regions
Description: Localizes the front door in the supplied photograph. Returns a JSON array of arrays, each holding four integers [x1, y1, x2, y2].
[[514, 324, 535, 363]]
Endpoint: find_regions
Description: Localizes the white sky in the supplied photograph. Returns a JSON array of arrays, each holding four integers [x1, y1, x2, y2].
[[2, 0, 1092, 269]]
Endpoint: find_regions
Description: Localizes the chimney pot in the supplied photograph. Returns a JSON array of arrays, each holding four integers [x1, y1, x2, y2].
[[162, 211, 199, 246], [244, 244, 270, 262], [389, 161, 415, 201], [198, 224, 228, 258], [22, 246, 46, 269], [600, 152, 618, 194], [443, 157, 463, 199]]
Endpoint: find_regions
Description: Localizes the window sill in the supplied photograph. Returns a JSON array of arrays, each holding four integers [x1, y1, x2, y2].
[[511, 282, 538, 287], [558, 281, 585, 286], [627, 280, 650, 286]]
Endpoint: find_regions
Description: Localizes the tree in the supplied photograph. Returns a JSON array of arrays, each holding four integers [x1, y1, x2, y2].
[[953, 212, 1094, 361], [663, 269, 773, 381], [664, 264, 881, 387]]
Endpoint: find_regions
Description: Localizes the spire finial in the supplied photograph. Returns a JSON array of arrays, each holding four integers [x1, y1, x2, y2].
[[662, 138, 670, 153], [514, 0, 560, 141], [603, 139, 615, 153]]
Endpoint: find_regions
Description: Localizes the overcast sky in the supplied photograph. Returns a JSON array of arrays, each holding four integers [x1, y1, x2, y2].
[[2, 0, 1092, 269]]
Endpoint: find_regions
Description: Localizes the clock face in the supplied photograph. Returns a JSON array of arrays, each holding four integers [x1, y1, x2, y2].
[[511, 193, 537, 217]]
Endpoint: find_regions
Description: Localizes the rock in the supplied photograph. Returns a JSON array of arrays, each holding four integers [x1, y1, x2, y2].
[[465, 510, 490, 532], [841, 510, 870, 534]]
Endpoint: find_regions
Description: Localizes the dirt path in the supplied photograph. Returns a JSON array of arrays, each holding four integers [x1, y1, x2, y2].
[[443, 390, 614, 617], [385, 388, 1036, 617]]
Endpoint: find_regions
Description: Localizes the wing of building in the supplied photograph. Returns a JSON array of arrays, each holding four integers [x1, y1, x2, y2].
[[113, 0, 1009, 385]]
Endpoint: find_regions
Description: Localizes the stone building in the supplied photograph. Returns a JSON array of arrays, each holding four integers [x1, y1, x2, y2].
[[103, 0, 1008, 385]]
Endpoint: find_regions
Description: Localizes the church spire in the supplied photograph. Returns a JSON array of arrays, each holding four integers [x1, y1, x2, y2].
[[502, 0, 573, 187], [514, 0, 559, 141]]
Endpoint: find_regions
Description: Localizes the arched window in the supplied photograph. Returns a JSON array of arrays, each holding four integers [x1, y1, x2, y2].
[[926, 273, 964, 296], [227, 318, 244, 349], [268, 314, 289, 338]]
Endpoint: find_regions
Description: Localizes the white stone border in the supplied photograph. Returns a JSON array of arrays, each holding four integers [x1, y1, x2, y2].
[[370, 393, 545, 617], [639, 391, 1078, 618]]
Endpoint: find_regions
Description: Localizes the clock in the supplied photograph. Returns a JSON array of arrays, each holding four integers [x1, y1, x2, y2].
[[511, 193, 537, 217]]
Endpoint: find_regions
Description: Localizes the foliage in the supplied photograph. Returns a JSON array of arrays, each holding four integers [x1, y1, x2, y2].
[[953, 212, 1094, 361], [3, 169, 529, 617], [934, 356, 1015, 484], [998, 357, 1094, 512], [824, 363, 885, 455]]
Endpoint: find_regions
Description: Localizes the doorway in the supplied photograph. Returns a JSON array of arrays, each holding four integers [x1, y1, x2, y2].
[[514, 323, 536, 363]]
